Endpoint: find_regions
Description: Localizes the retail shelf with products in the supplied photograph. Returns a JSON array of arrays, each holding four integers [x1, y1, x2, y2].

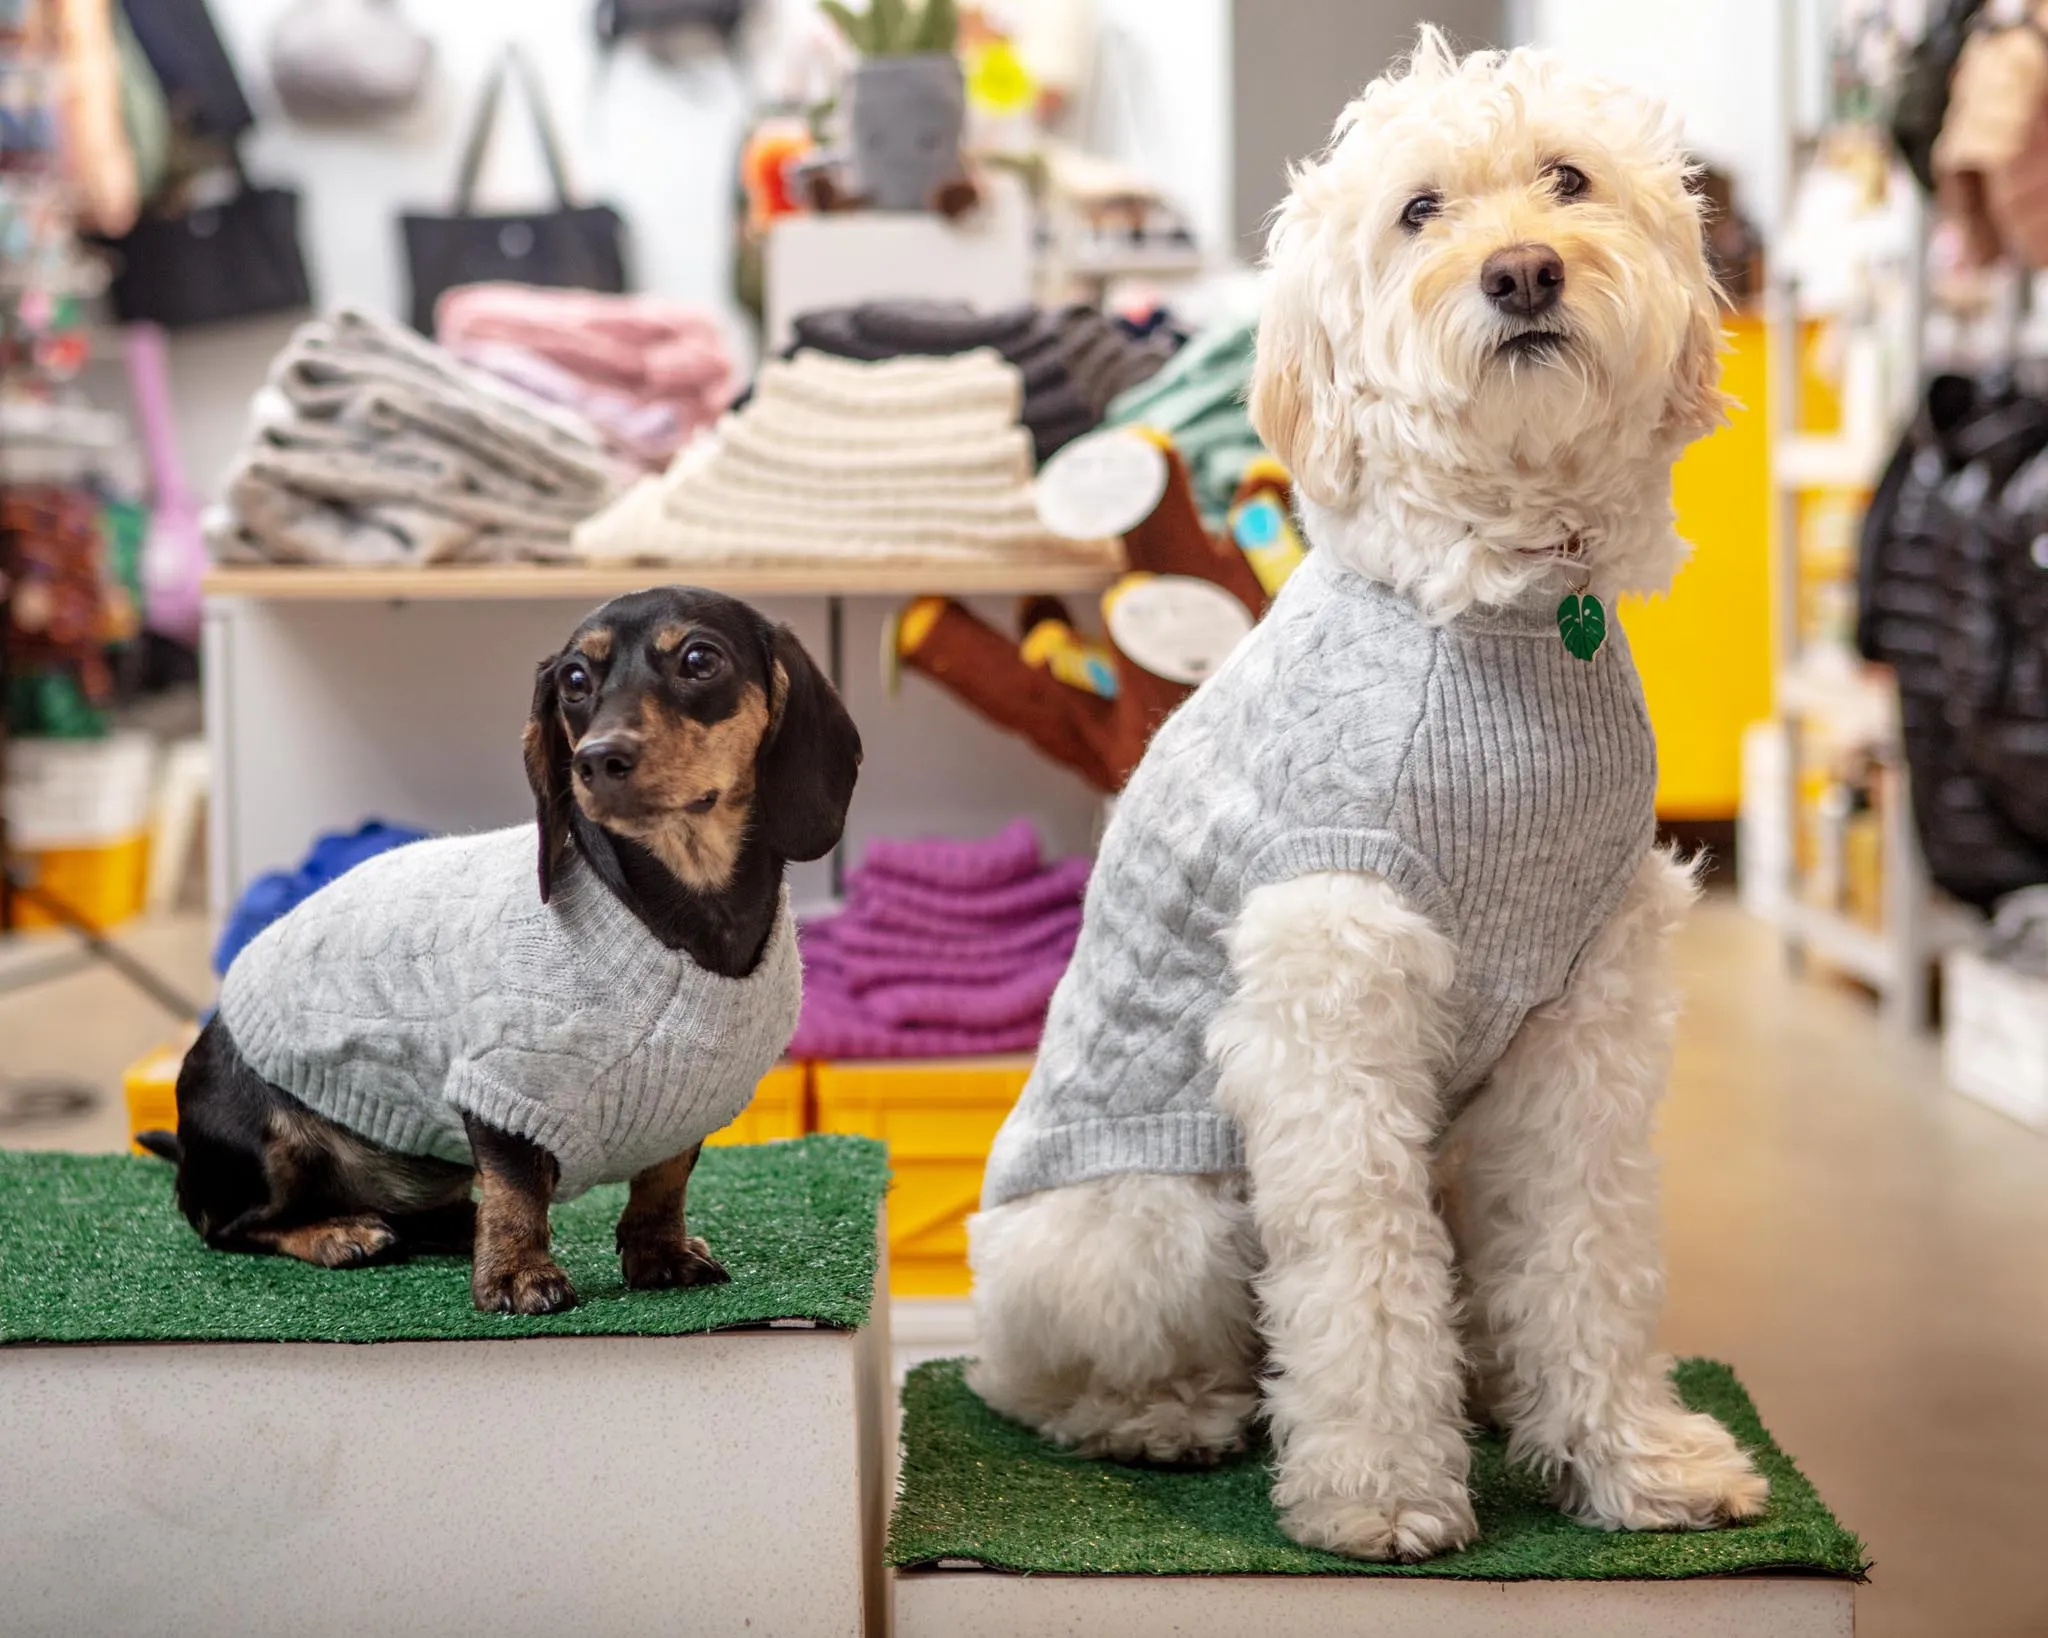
[[1759, 4, 1948, 1030], [202, 554, 1121, 604]]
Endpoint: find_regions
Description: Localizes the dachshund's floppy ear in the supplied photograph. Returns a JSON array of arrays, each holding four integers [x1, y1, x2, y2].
[[756, 623, 863, 862], [522, 656, 574, 902]]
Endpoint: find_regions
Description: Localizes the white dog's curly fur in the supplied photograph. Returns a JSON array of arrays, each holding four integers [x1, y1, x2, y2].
[[968, 28, 1768, 1561]]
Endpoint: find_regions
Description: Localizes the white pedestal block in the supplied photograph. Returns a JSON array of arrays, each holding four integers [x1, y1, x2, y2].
[[894, 1566, 1854, 1638], [2, 1323, 893, 1638]]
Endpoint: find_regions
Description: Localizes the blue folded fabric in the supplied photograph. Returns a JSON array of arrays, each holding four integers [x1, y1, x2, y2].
[[213, 821, 429, 977]]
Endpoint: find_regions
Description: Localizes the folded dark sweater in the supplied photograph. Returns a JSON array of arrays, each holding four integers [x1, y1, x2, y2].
[[785, 300, 1179, 461]]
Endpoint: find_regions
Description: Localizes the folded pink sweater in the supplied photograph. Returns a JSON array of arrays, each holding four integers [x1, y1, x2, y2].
[[435, 283, 737, 466], [790, 824, 1089, 1060]]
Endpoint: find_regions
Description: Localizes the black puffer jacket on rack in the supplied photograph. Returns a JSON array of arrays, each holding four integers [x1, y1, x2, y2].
[[1963, 442, 2048, 842], [1858, 376, 2048, 907]]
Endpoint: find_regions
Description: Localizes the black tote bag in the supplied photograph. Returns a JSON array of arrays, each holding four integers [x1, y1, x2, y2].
[[104, 178, 314, 328], [401, 47, 630, 335]]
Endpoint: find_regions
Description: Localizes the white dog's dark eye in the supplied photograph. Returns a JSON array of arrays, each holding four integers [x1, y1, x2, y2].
[[679, 643, 725, 680], [1400, 192, 1442, 232], [1548, 163, 1591, 200]]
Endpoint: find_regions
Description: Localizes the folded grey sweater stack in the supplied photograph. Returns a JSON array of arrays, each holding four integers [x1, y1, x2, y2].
[[209, 309, 631, 568]]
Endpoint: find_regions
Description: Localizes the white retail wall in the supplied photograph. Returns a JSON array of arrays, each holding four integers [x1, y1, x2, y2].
[[167, 0, 1229, 497], [1526, 0, 1788, 231]]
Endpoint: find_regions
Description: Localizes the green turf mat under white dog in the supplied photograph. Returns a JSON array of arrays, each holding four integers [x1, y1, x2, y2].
[[891, 1356, 1864, 1581]]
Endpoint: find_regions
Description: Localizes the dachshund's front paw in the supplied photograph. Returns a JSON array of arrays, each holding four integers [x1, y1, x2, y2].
[[473, 1256, 578, 1315], [620, 1232, 730, 1291]]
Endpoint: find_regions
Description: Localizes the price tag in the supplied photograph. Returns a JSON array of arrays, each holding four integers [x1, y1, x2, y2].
[[1035, 428, 1169, 540], [1104, 574, 1253, 685]]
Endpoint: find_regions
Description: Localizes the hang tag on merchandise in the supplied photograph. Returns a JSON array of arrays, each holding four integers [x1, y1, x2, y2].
[[1103, 573, 1254, 686], [1034, 428, 1169, 540]]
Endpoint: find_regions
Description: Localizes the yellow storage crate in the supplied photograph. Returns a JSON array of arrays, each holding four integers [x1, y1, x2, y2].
[[12, 833, 150, 932], [124, 1044, 806, 1156], [812, 1055, 1032, 1296], [704, 1060, 809, 1147], [123, 1033, 193, 1155]]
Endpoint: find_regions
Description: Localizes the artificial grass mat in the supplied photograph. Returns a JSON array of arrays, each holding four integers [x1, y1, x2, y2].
[[0, 1136, 886, 1344], [890, 1357, 1866, 1581]]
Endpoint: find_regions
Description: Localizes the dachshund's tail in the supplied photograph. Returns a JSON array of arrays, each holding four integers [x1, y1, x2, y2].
[[135, 1129, 182, 1164]]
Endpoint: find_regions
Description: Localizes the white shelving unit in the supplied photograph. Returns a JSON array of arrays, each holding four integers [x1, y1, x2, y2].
[[1760, 0, 1945, 1030]]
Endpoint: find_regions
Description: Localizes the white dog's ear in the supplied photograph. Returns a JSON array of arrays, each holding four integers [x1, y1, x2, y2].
[[1661, 197, 1731, 445], [1251, 208, 1359, 508], [1664, 296, 1728, 445]]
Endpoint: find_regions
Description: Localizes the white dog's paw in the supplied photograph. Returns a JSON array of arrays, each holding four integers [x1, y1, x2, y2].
[[1039, 1374, 1258, 1468], [1277, 1482, 1478, 1563], [1563, 1411, 1770, 1532]]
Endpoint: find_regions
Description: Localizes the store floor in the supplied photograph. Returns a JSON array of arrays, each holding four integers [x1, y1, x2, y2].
[[2, 895, 2043, 1637]]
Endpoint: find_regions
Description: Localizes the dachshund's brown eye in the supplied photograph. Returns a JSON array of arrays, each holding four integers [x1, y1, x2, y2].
[[679, 643, 724, 681], [1548, 163, 1590, 200], [1400, 192, 1442, 232], [560, 662, 592, 703]]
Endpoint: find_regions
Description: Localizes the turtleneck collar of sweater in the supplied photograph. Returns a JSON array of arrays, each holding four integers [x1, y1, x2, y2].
[[563, 811, 785, 978]]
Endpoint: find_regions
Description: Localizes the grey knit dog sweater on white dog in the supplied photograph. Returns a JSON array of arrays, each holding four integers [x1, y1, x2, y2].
[[980, 546, 1657, 1208], [219, 827, 802, 1197]]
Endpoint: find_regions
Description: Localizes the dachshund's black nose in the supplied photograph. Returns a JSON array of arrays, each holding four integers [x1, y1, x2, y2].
[[1481, 244, 1565, 317], [574, 735, 639, 789]]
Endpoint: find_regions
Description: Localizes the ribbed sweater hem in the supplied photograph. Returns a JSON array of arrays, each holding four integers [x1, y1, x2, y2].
[[981, 1110, 1244, 1208], [444, 1062, 609, 1197]]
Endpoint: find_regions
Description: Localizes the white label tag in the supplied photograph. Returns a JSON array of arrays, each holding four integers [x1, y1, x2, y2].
[[1034, 428, 1169, 540], [1105, 575, 1253, 685]]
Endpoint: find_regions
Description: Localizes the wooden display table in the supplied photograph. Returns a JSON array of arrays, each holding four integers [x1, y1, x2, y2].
[[0, 1138, 892, 1638], [199, 561, 1114, 921]]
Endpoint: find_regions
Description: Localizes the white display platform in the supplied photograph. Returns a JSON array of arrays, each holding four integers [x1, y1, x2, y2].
[[894, 1566, 1854, 1638], [3, 1322, 893, 1638], [762, 172, 1035, 354]]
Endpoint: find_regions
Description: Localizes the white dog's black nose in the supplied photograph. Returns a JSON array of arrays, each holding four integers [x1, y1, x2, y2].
[[1481, 244, 1565, 317]]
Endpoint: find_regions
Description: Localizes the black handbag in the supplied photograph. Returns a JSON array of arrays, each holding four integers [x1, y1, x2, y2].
[[400, 46, 630, 336], [120, 0, 256, 143], [594, 0, 750, 49], [104, 175, 314, 328]]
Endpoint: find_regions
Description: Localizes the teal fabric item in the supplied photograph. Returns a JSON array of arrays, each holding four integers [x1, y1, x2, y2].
[[981, 546, 1658, 1208], [1103, 316, 1262, 524]]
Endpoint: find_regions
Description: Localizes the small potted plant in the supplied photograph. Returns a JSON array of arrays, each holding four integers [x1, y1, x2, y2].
[[821, 0, 968, 213]]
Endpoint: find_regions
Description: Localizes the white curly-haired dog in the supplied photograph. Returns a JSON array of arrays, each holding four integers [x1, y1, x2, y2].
[[966, 28, 1770, 1563]]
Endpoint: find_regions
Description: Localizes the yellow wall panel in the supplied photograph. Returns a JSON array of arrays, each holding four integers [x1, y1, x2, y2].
[[1620, 314, 1773, 821]]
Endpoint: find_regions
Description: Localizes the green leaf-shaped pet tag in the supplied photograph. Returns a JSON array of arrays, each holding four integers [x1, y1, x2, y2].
[[1557, 592, 1606, 662]]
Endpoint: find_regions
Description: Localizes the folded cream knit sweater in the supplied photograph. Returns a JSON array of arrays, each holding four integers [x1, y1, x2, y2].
[[573, 350, 1118, 570]]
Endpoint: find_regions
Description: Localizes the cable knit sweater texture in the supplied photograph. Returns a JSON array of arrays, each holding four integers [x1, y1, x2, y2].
[[218, 828, 802, 1198], [980, 547, 1659, 1208]]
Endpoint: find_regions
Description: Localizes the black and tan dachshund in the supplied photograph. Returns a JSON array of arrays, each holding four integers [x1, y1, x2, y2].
[[144, 587, 861, 1314]]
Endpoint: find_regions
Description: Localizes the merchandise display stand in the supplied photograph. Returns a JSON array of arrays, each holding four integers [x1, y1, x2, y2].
[[1759, 1, 1957, 1029], [890, 1360, 1863, 1638], [0, 1138, 895, 1638], [199, 560, 1115, 917], [762, 171, 1036, 353]]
